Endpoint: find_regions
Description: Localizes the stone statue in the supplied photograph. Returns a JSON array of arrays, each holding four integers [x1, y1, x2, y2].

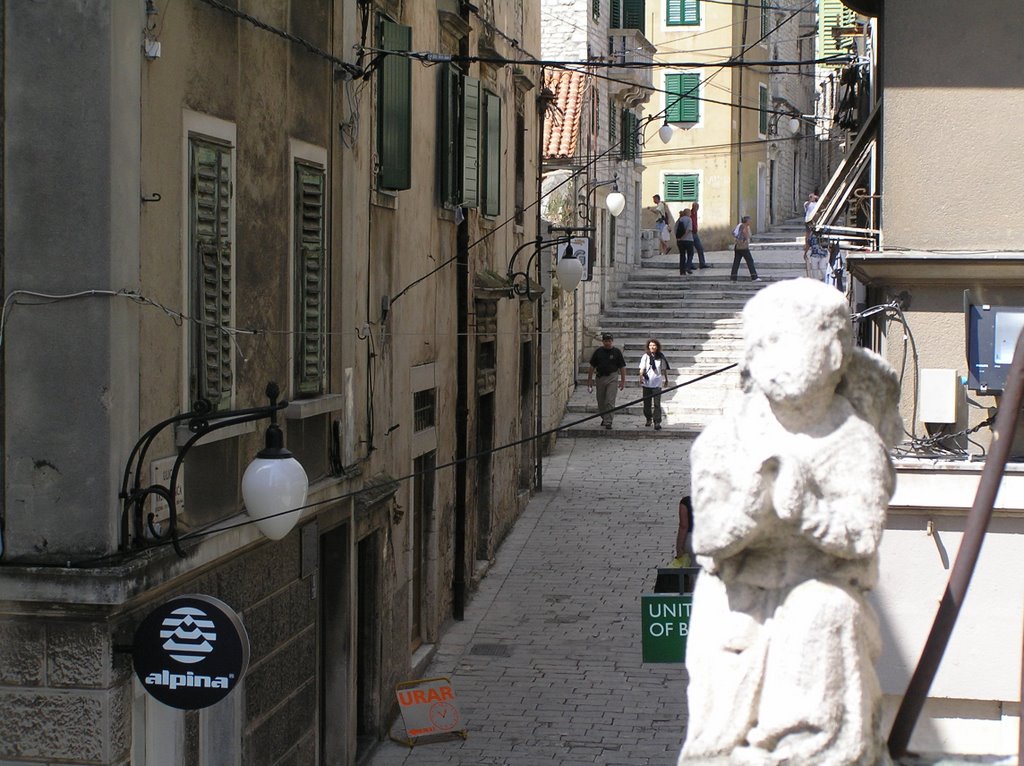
[[679, 279, 901, 766]]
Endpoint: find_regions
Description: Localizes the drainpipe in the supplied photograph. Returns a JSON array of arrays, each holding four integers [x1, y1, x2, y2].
[[534, 71, 549, 490], [452, 27, 470, 622]]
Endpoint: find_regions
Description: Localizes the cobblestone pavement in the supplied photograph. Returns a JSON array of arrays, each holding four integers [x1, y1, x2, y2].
[[367, 435, 696, 766]]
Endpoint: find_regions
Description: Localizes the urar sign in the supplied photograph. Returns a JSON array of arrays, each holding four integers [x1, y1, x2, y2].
[[641, 593, 692, 663], [394, 677, 466, 743]]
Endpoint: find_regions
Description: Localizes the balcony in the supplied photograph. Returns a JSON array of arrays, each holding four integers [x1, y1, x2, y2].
[[607, 29, 655, 107]]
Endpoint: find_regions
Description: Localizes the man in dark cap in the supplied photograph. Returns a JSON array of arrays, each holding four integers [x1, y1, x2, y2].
[[586, 333, 626, 429]]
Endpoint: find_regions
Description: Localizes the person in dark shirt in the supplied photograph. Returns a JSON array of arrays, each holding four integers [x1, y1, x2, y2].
[[586, 333, 627, 429]]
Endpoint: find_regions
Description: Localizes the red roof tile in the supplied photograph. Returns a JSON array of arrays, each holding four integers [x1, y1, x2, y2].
[[543, 69, 587, 160]]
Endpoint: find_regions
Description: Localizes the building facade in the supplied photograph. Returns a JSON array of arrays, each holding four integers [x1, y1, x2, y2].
[[540, 0, 654, 378], [813, 0, 1024, 756], [0, 1, 542, 763], [641, 0, 814, 248]]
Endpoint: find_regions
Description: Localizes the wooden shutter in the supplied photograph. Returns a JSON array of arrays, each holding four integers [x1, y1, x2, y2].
[[819, 0, 856, 62], [760, 0, 769, 38], [609, 101, 617, 143], [610, 0, 620, 27], [377, 18, 412, 190], [621, 110, 638, 160], [667, 0, 700, 26], [438, 65, 460, 206], [189, 140, 233, 410], [664, 174, 698, 202], [294, 163, 326, 397], [483, 92, 501, 217], [593, 0, 600, 19], [622, 0, 644, 33], [462, 76, 481, 208], [666, 73, 700, 123]]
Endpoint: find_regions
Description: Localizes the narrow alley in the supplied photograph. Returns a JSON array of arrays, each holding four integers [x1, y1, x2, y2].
[[367, 434, 696, 766], [367, 239, 809, 766]]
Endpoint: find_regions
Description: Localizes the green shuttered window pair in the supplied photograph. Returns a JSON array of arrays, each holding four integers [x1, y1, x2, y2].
[[759, 85, 769, 136], [666, 0, 700, 26], [621, 110, 639, 161], [665, 73, 700, 123], [378, 18, 412, 191], [664, 174, 699, 202]]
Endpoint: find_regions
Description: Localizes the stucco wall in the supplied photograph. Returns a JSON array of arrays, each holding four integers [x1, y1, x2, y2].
[[882, 0, 1024, 250]]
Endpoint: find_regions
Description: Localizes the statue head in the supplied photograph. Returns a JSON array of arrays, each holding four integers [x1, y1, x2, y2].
[[742, 279, 852, 406]]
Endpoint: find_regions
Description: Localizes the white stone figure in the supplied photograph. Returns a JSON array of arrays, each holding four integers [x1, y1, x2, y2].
[[679, 279, 900, 766]]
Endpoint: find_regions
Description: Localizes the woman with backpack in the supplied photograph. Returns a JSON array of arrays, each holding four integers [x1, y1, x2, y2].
[[730, 215, 760, 282]]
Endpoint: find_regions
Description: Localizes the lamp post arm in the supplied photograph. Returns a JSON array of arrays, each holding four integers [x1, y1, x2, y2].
[[120, 385, 289, 557]]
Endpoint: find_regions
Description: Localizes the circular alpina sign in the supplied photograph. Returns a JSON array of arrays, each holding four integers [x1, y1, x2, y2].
[[133, 594, 250, 710]]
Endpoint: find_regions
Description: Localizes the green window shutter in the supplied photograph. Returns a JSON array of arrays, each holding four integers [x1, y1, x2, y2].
[[438, 65, 460, 206], [759, 86, 768, 135], [189, 140, 233, 411], [377, 18, 412, 190], [593, 0, 600, 19], [667, 0, 700, 26], [665, 73, 700, 123], [760, 0, 769, 38], [664, 174, 699, 202], [622, 0, 644, 33], [462, 76, 481, 208], [610, 0, 620, 26], [483, 91, 501, 217], [621, 110, 638, 160], [819, 0, 856, 62], [609, 101, 617, 143], [294, 163, 326, 397]]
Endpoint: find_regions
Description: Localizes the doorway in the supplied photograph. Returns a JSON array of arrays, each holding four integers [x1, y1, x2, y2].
[[320, 524, 352, 765], [475, 393, 494, 560], [355, 532, 381, 761]]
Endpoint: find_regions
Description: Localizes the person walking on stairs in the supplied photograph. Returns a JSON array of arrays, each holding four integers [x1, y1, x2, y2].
[[676, 209, 695, 274], [639, 338, 670, 431], [586, 333, 627, 429], [691, 202, 710, 269], [730, 215, 760, 282]]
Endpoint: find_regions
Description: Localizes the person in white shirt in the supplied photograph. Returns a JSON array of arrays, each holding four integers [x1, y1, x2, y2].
[[638, 338, 671, 430]]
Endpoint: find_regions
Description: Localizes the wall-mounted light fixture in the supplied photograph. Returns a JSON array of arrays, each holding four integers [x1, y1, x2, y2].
[[506, 226, 595, 299], [120, 382, 308, 556], [577, 176, 624, 223]]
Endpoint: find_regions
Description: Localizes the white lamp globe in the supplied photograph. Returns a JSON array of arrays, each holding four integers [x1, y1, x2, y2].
[[788, 116, 801, 133], [241, 425, 308, 541], [606, 190, 626, 217], [555, 252, 584, 292], [658, 122, 674, 144]]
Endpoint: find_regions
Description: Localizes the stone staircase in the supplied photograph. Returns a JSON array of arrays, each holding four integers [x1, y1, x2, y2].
[[558, 230, 807, 437]]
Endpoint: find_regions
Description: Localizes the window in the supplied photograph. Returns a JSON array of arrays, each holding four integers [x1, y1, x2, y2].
[[438, 65, 460, 207], [482, 90, 501, 216], [666, 0, 700, 26], [413, 389, 436, 432], [593, 0, 600, 19], [665, 73, 700, 123], [608, 101, 617, 144], [294, 162, 327, 397], [620, 110, 639, 160], [760, 0, 769, 38], [514, 99, 525, 225], [664, 173, 699, 202], [758, 84, 769, 137], [188, 137, 234, 411], [377, 16, 412, 190], [438, 68, 482, 209], [611, 0, 645, 32]]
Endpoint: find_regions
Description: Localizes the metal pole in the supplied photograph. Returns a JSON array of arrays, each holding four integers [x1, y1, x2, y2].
[[888, 327, 1024, 758]]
